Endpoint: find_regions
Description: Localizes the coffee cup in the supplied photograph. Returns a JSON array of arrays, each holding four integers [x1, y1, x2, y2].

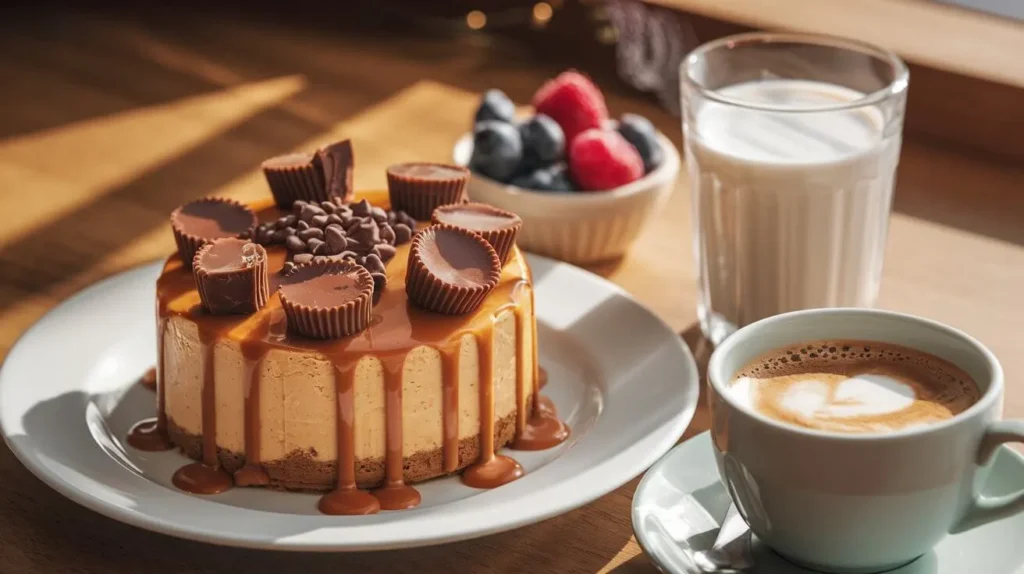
[[706, 308, 1024, 573]]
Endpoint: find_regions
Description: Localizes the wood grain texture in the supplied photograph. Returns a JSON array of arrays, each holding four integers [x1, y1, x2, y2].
[[0, 10, 1022, 574], [648, 0, 1024, 88]]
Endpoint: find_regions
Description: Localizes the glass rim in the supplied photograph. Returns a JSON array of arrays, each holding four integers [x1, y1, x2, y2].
[[681, 32, 909, 113]]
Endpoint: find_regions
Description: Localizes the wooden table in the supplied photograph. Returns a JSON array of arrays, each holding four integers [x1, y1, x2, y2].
[[1, 10, 1022, 574]]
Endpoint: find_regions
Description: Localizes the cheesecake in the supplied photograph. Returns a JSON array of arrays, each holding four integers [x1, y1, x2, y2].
[[128, 143, 568, 515]]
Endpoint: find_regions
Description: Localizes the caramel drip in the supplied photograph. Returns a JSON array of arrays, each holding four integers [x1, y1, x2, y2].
[[441, 347, 460, 473], [126, 320, 173, 451], [171, 333, 232, 494], [319, 365, 380, 515], [371, 356, 422, 510], [140, 367, 157, 390], [462, 317, 524, 489], [234, 340, 270, 487], [511, 290, 570, 451], [513, 308, 527, 436]]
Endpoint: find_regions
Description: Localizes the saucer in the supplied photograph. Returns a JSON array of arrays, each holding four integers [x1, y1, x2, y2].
[[0, 254, 699, 550], [632, 432, 1024, 573]]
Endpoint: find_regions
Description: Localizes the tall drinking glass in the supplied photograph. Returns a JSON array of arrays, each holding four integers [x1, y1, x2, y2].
[[681, 33, 908, 344]]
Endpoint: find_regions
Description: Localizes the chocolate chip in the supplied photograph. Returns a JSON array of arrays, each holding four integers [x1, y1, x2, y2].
[[292, 200, 308, 215], [363, 253, 386, 275], [297, 227, 324, 241], [255, 225, 273, 245], [320, 201, 337, 214], [282, 262, 296, 275], [297, 220, 310, 231], [380, 224, 396, 245], [387, 212, 397, 226], [325, 225, 347, 254], [344, 216, 362, 232], [374, 243, 397, 262], [396, 211, 416, 229], [307, 237, 326, 255], [272, 227, 292, 243], [351, 199, 372, 217], [276, 214, 297, 229], [351, 220, 380, 245], [337, 250, 358, 261], [335, 204, 353, 218], [345, 237, 366, 253], [311, 214, 330, 228], [371, 206, 388, 223], [393, 223, 412, 244], [299, 203, 322, 223], [293, 253, 314, 264], [326, 213, 345, 227], [285, 235, 306, 252]]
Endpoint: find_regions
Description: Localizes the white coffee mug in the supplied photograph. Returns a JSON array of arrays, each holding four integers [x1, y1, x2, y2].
[[707, 308, 1024, 573]]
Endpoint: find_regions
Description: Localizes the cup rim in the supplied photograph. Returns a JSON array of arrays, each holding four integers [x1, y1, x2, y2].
[[707, 308, 1004, 441], [681, 32, 910, 113]]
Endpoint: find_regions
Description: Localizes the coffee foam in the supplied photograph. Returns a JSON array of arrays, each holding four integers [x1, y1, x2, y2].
[[731, 340, 981, 433]]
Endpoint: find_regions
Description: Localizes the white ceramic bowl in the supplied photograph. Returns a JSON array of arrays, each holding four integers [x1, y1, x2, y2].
[[452, 132, 680, 265]]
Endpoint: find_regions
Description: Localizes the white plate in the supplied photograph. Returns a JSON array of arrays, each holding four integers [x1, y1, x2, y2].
[[633, 433, 1024, 573], [0, 254, 698, 551]]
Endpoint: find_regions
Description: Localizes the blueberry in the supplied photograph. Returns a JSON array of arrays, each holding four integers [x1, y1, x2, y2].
[[470, 120, 522, 182], [617, 113, 664, 172], [518, 114, 565, 168], [510, 163, 575, 192], [474, 89, 516, 124]]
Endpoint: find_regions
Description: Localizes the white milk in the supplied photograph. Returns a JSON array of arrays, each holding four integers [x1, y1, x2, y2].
[[686, 80, 901, 340]]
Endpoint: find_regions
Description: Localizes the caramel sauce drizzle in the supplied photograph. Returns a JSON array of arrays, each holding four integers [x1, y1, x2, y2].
[[441, 348, 460, 473], [129, 197, 568, 512], [318, 365, 379, 515], [461, 313, 524, 489], [126, 318, 173, 451], [234, 338, 270, 487]]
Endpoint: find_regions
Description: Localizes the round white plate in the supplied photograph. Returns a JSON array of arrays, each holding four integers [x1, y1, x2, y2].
[[633, 432, 1024, 574], [0, 253, 697, 551]]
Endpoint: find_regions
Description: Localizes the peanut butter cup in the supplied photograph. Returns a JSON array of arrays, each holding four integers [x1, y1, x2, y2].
[[316, 139, 355, 204], [405, 224, 501, 315], [386, 162, 469, 221], [432, 202, 522, 265], [279, 259, 373, 339], [193, 239, 269, 315], [170, 198, 257, 267], [261, 139, 354, 208]]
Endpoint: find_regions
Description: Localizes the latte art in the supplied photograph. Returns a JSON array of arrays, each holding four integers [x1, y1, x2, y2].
[[731, 340, 980, 433]]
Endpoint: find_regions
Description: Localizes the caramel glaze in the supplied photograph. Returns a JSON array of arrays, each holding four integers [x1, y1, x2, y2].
[[130, 197, 568, 512], [126, 321, 173, 451]]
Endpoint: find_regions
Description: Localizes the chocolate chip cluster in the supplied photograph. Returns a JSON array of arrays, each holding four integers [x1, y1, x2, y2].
[[253, 199, 416, 300]]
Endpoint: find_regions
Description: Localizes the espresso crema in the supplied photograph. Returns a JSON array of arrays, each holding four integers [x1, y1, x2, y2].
[[730, 340, 981, 433]]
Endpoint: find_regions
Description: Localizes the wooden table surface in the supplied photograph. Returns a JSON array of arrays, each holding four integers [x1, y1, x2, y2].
[[1, 10, 1023, 574]]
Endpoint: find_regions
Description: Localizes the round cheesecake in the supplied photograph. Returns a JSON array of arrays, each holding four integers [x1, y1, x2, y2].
[[155, 197, 537, 493]]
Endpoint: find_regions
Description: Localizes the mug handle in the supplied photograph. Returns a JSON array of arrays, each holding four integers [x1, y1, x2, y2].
[[951, 420, 1024, 533]]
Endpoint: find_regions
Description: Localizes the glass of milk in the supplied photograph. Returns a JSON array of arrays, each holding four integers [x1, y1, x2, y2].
[[681, 33, 908, 344]]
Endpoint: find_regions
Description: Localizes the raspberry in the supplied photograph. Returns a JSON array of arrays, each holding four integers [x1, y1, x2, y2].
[[532, 70, 608, 143], [568, 129, 644, 191]]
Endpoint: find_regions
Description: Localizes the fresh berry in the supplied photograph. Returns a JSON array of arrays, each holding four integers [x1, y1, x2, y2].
[[568, 129, 644, 191], [470, 120, 523, 182], [617, 113, 664, 172], [511, 163, 575, 192], [532, 70, 608, 143], [475, 89, 516, 124], [518, 114, 565, 169]]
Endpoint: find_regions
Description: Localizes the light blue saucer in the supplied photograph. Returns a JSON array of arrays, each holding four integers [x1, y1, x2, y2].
[[633, 432, 1024, 573]]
